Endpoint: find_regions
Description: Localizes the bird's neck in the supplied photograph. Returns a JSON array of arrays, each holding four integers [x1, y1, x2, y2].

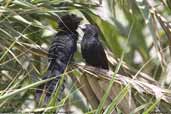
[[59, 29, 77, 34], [57, 31, 78, 40]]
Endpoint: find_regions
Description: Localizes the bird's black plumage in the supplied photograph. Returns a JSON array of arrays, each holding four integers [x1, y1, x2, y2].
[[81, 24, 109, 70], [36, 14, 82, 104]]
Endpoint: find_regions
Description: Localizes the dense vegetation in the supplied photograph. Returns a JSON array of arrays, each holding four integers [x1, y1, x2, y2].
[[1, 0, 171, 114]]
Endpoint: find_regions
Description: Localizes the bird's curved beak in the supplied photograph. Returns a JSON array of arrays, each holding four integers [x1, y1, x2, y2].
[[79, 24, 86, 31]]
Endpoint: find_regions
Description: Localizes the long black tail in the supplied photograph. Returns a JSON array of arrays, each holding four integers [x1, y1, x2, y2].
[[35, 70, 65, 104]]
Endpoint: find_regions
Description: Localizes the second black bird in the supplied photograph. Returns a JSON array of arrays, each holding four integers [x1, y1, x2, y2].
[[81, 24, 109, 70]]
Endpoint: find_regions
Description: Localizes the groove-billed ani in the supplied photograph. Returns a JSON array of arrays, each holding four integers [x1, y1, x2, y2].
[[36, 14, 82, 104], [81, 24, 109, 70]]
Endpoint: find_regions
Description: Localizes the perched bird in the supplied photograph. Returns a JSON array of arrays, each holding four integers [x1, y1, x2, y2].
[[36, 14, 82, 104], [80, 24, 110, 113], [79, 24, 137, 114], [81, 24, 109, 70]]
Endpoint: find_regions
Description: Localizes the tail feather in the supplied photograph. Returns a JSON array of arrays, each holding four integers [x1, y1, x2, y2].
[[35, 70, 65, 104]]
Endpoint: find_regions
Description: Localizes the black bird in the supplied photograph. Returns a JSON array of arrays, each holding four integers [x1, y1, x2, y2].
[[81, 24, 109, 70], [36, 14, 82, 104]]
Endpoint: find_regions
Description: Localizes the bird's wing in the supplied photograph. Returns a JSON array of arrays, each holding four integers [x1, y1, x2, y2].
[[94, 40, 109, 69], [81, 38, 88, 59]]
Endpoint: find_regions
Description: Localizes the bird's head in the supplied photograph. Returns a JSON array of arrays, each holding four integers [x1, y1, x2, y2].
[[80, 24, 99, 37], [58, 14, 82, 32]]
